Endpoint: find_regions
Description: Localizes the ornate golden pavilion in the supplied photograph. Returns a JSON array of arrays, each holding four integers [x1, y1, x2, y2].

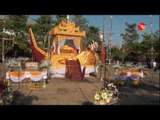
[[49, 19, 86, 54], [29, 17, 98, 69]]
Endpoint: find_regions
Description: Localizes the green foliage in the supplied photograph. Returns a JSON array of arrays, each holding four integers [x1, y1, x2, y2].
[[152, 31, 160, 53], [141, 30, 160, 61], [34, 15, 53, 34], [86, 25, 100, 47], [72, 15, 89, 31], [121, 22, 139, 43], [31, 15, 53, 51], [7, 15, 28, 35], [111, 47, 123, 60], [121, 22, 140, 61], [39, 59, 52, 70], [54, 15, 67, 26], [3, 15, 31, 57], [4, 59, 19, 71], [120, 24, 159, 62], [72, 15, 100, 49]]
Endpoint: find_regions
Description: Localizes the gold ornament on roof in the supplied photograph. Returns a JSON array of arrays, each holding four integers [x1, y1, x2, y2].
[[50, 20, 85, 37]]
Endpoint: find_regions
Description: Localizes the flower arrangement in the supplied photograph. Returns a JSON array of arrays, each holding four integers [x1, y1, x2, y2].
[[0, 30, 16, 38], [106, 83, 118, 91], [4, 59, 19, 71], [94, 83, 119, 105], [39, 59, 52, 70], [17, 57, 29, 62]]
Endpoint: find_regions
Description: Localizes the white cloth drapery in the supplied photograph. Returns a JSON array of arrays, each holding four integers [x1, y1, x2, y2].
[[114, 71, 144, 81], [9, 74, 26, 82], [29, 72, 47, 81], [58, 39, 66, 54], [58, 39, 80, 54], [6, 71, 47, 82], [72, 40, 80, 53]]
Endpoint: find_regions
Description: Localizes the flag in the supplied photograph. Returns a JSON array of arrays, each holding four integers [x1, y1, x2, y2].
[[138, 22, 146, 31], [101, 45, 106, 64]]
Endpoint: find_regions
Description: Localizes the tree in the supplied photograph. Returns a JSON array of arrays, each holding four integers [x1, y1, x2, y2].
[[152, 30, 160, 59], [141, 30, 160, 61], [72, 15, 89, 31], [111, 46, 123, 61], [34, 15, 53, 35], [32, 15, 53, 51], [53, 15, 67, 27], [121, 22, 139, 43], [72, 15, 101, 49], [86, 25, 100, 46], [121, 22, 140, 61], [7, 15, 29, 38], [5, 15, 30, 57]]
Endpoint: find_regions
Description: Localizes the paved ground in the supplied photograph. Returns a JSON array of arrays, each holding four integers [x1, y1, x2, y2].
[[11, 74, 159, 105], [1, 63, 159, 105], [12, 77, 103, 105]]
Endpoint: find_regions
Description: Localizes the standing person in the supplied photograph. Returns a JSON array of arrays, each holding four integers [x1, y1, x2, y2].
[[153, 61, 157, 71]]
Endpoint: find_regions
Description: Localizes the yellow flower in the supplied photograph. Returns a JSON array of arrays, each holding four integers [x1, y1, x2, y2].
[[109, 93, 113, 97], [99, 99, 106, 105], [94, 93, 100, 100], [101, 92, 108, 99], [106, 98, 111, 103]]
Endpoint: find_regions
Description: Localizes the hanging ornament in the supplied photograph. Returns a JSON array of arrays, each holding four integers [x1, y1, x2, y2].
[[100, 33, 103, 41]]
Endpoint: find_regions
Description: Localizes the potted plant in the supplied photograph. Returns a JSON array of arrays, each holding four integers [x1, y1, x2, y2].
[[94, 83, 119, 105], [4, 59, 19, 72]]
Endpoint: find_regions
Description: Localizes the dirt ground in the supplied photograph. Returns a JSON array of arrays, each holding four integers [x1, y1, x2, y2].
[[0, 63, 159, 105]]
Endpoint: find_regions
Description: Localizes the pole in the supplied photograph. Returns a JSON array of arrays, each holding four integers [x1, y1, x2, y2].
[[49, 33, 51, 60], [2, 20, 5, 62], [1, 20, 6, 80], [122, 44, 124, 62], [122, 19, 126, 63], [102, 16, 105, 81], [1, 37, 4, 81], [110, 16, 112, 65], [150, 15, 153, 64], [108, 16, 113, 65], [2, 38, 4, 62], [18, 62, 21, 88], [46, 18, 53, 83], [102, 16, 107, 85], [104, 45, 107, 83], [46, 32, 50, 84], [150, 15, 154, 81]]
